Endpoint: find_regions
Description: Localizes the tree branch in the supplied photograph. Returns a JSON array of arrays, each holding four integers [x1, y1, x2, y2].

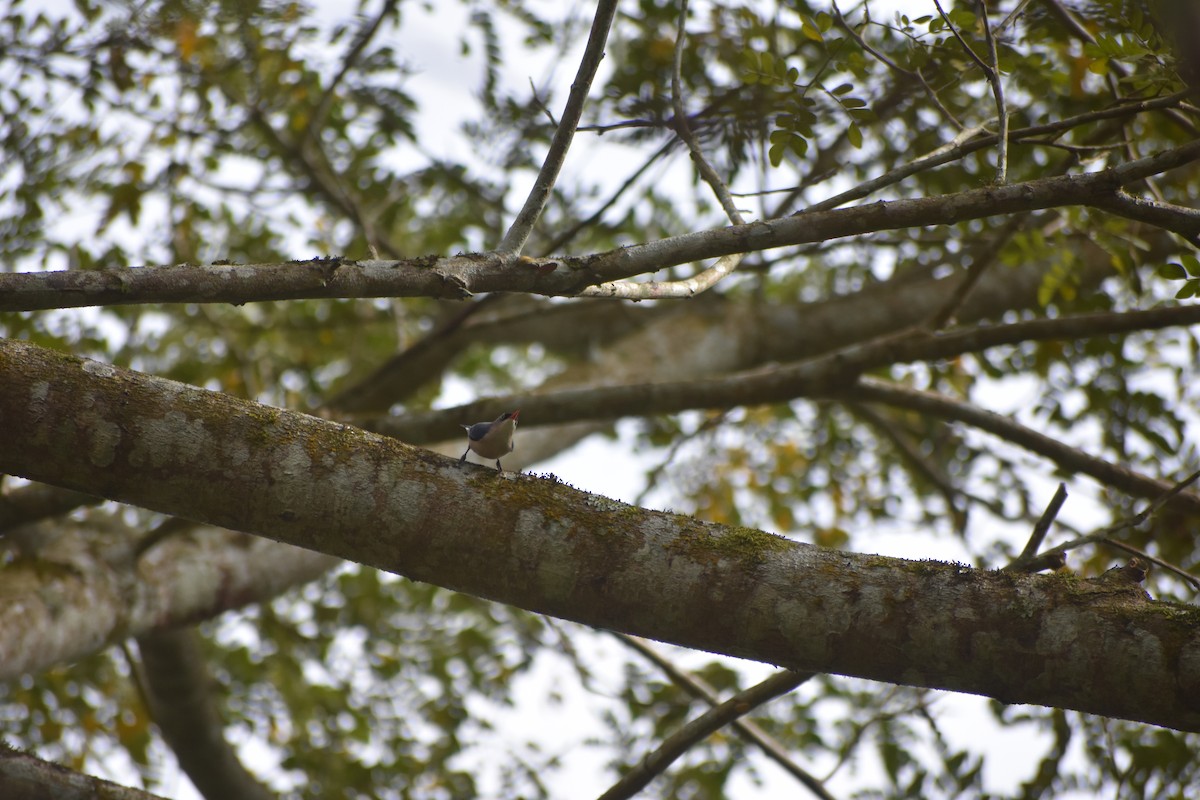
[[1, 339, 1198, 731], [304, 0, 398, 145], [597, 669, 812, 800], [0, 482, 102, 532], [582, 0, 747, 300], [844, 378, 1200, 515], [496, 0, 619, 256], [1089, 191, 1200, 246], [135, 628, 276, 800], [618, 635, 835, 800], [0, 744, 169, 800], [5, 138, 1199, 311], [0, 520, 336, 683]]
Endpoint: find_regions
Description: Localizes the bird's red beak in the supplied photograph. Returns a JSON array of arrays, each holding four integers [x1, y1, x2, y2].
[[511, 409, 520, 421]]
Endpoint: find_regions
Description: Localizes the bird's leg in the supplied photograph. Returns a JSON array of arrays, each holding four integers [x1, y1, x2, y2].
[[460, 448, 470, 464], [495, 460, 503, 470]]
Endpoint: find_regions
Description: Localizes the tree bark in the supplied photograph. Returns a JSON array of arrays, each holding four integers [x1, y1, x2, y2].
[[1, 339, 1198, 731]]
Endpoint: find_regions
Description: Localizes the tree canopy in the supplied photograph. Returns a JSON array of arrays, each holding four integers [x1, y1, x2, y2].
[[1, 0, 1199, 798]]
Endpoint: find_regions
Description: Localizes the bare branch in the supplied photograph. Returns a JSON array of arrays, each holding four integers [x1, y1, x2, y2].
[[496, 0, 620, 256], [597, 669, 812, 800], [588, 1, 747, 301], [1091, 538, 1200, 592], [845, 379, 1200, 515], [1089, 191, 1200, 246], [976, 0, 1009, 183], [579, 253, 744, 298], [803, 92, 1189, 214], [374, 303, 1200, 443], [135, 629, 276, 800], [923, 215, 1028, 330], [0, 482, 102, 533], [832, 1, 962, 128], [618, 635, 836, 800], [3, 338, 1199, 730], [1006, 483, 1068, 572], [670, 1, 743, 228], [1038, 469, 1200, 559], [4, 137, 1200, 311], [0, 745, 170, 800]]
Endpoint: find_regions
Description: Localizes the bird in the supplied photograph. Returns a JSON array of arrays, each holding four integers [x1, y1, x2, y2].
[[459, 410, 520, 470]]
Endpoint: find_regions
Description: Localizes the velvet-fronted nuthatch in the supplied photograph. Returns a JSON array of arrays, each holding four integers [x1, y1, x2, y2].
[[459, 410, 519, 470]]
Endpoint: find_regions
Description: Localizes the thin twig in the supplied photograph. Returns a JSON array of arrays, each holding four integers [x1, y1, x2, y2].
[[933, 0, 1007, 182], [832, 1, 962, 128], [529, 77, 559, 127], [976, 0, 1009, 183], [597, 668, 812, 800], [933, 0, 990, 74], [1092, 538, 1200, 592], [798, 91, 1190, 214], [1005, 483, 1068, 571], [847, 401, 1000, 527], [924, 214, 1028, 330], [633, 413, 728, 507], [587, 0, 747, 301], [997, 0, 1036, 34], [616, 635, 836, 800], [1036, 469, 1200, 562], [1042, 0, 1198, 138], [579, 253, 744, 299], [497, 0, 620, 256], [543, 139, 675, 254], [671, 0, 743, 227], [305, 0, 399, 145]]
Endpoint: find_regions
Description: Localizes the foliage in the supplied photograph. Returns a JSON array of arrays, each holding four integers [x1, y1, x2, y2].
[[1, 0, 1199, 798]]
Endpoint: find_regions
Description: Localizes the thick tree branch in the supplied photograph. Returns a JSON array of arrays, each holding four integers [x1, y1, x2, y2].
[[4, 139, 1199, 311], [136, 629, 276, 800], [0, 482, 101, 532], [0, 520, 336, 683], [1089, 191, 1200, 246], [369, 305, 1200, 499], [1, 339, 1198, 731], [496, 0, 619, 256], [0, 744, 168, 800]]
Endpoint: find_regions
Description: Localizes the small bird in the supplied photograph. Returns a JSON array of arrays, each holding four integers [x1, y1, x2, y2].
[[459, 410, 520, 470]]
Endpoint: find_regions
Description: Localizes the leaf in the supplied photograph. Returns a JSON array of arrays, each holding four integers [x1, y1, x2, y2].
[[1158, 263, 1187, 280], [768, 141, 786, 167], [800, 15, 823, 42], [848, 122, 862, 148]]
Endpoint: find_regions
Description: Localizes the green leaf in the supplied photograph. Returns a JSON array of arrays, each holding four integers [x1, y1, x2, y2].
[[1158, 263, 1187, 280], [848, 122, 862, 148], [768, 141, 786, 167], [800, 15, 823, 42]]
